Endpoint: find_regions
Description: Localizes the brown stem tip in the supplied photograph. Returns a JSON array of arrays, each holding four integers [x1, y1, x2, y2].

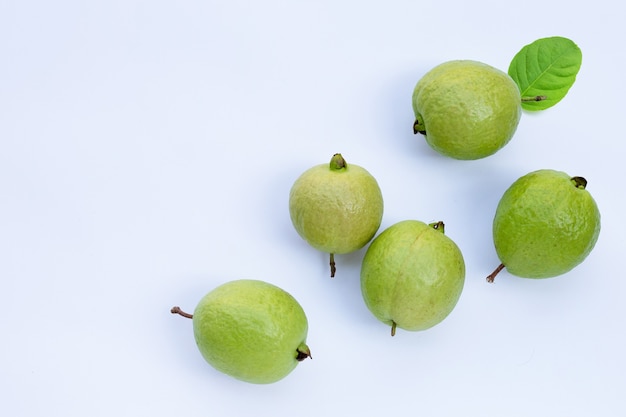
[[391, 321, 397, 337], [486, 263, 505, 283], [171, 306, 193, 319], [329, 253, 336, 278]]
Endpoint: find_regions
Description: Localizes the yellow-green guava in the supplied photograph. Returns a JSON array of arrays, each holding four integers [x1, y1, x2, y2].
[[360, 220, 465, 336], [412, 60, 522, 160], [171, 279, 311, 384], [289, 153, 383, 277], [488, 169, 601, 281]]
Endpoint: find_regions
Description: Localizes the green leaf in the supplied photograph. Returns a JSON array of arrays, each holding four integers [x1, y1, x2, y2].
[[508, 36, 582, 111]]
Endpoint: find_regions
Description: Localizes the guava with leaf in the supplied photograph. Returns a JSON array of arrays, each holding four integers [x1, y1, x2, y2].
[[171, 279, 311, 384], [487, 169, 601, 282], [360, 220, 465, 336], [289, 153, 383, 277], [412, 37, 582, 160]]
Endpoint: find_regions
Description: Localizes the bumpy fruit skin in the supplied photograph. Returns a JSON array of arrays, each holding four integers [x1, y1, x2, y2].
[[412, 60, 522, 160], [360, 220, 465, 334], [289, 154, 383, 255], [493, 169, 601, 278], [192, 280, 310, 384]]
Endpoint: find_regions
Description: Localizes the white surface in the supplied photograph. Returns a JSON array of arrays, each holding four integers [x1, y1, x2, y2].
[[1, 1, 624, 416]]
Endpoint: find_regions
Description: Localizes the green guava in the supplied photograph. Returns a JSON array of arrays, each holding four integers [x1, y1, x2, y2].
[[360, 220, 466, 336], [487, 169, 601, 281], [171, 279, 311, 384], [412, 60, 522, 160], [289, 153, 384, 277]]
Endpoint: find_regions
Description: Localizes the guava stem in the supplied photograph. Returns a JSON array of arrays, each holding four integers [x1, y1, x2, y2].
[[391, 321, 397, 337], [521, 95, 547, 102], [413, 120, 426, 135], [329, 253, 336, 278], [171, 306, 193, 319], [486, 263, 505, 283]]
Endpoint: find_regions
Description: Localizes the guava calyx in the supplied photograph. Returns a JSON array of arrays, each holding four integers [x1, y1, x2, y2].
[[429, 221, 445, 233], [572, 176, 587, 189], [296, 343, 312, 361], [413, 118, 426, 135], [329, 153, 347, 170]]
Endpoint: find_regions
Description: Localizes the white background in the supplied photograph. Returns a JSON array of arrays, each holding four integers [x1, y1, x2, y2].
[[1, 1, 624, 416]]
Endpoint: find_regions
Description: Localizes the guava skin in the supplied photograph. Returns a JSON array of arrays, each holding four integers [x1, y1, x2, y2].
[[492, 169, 601, 279], [360, 220, 465, 335], [412, 60, 522, 160], [192, 279, 310, 384], [289, 154, 383, 256]]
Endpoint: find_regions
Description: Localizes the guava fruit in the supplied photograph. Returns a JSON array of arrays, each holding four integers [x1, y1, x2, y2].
[[412, 60, 522, 160], [171, 279, 311, 384], [360, 220, 465, 336], [487, 169, 601, 281], [289, 153, 384, 277]]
